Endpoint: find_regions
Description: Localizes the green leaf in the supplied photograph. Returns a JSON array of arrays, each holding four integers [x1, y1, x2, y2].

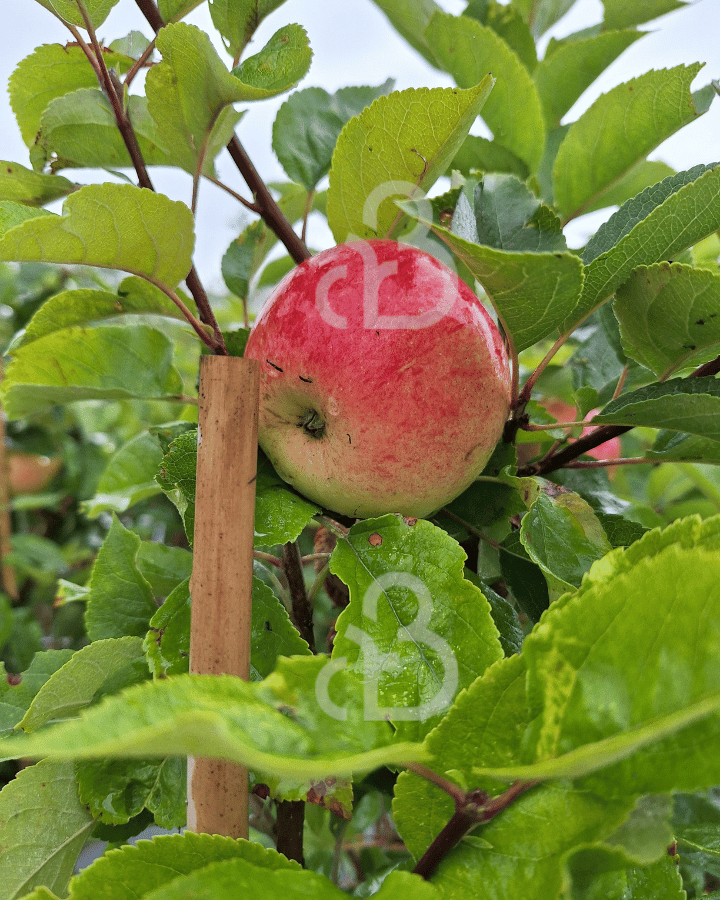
[[326, 80, 494, 242], [30, 0, 119, 28], [19, 637, 147, 733], [76, 756, 186, 829], [250, 577, 311, 678], [16, 278, 188, 350], [553, 65, 712, 220], [514, 0, 579, 38], [146, 23, 309, 176], [570, 163, 720, 331], [0, 651, 74, 738], [8, 43, 133, 148], [592, 377, 720, 440], [84, 517, 158, 642], [0, 659, 424, 780], [0, 759, 95, 900], [614, 263, 720, 377], [569, 853, 685, 900], [451, 135, 529, 179], [534, 28, 643, 127], [426, 12, 545, 172], [0, 160, 76, 206], [399, 201, 584, 351], [232, 23, 312, 93], [158, 0, 205, 21], [0, 183, 194, 289], [499, 532, 550, 622], [602, 0, 688, 30], [221, 225, 266, 301], [84, 431, 165, 518], [136, 541, 193, 599], [35, 90, 171, 173], [254, 451, 320, 547], [581, 159, 676, 215], [465, 1, 538, 72], [647, 430, 720, 464], [272, 81, 394, 192], [57, 832, 301, 900], [0, 325, 184, 420], [144, 578, 191, 677], [156, 430, 197, 544], [330, 515, 503, 742], [209, 0, 287, 56], [468, 175, 567, 252], [366, 0, 444, 68], [473, 516, 720, 792]]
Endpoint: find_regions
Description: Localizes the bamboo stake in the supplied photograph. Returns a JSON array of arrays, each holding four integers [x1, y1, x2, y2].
[[187, 356, 259, 837]]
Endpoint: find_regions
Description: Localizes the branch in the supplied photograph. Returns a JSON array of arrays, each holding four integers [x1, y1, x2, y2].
[[282, 540, 315, 651], [412, 780, 538, 880]]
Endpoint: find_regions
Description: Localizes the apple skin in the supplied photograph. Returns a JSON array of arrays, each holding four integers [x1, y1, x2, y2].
[[244, 239, 511, 519], [6, 452, 62, 496], [544, 400, 622, 462]]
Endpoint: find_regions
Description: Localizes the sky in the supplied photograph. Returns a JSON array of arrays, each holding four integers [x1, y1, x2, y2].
[[0, 0, 718, 290]]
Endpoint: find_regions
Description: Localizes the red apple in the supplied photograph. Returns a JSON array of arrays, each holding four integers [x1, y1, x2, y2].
[[6, 452, 62, 496], [544, 400, 622, 462], [244, 239, 511, 518]]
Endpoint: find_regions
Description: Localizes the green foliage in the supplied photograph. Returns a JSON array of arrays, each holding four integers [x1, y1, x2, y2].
[[0, 0, 719, 896]]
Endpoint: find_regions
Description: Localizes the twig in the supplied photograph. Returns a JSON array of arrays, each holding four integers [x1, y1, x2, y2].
[[123, 38, 156, 88], [412, 780, 538, 880], [276, 799, 306, 866], [253, 550, 283, 568], [282, 540, 315, 651]]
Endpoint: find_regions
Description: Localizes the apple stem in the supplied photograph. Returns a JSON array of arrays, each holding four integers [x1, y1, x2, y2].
[[300, 410, 326, 438]]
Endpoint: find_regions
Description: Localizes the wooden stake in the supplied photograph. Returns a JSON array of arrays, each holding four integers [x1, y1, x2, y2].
[[187, 356, 259, 837]]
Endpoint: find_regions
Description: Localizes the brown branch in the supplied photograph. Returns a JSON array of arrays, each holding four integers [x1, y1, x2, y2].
[[276, 799, 306, 866], [134, 0, 165, 31], [412, 780, 538, 880], [282, 540, 315, 651]]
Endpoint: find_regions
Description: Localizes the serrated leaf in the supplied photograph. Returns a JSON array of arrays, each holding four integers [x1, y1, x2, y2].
[[209, 0, 287, 56], [330, 515, 503, 742], [426, 12, 545, 172], [451, 134, 529, 179], [158, 0, 205, 22], [0, 183, 194, 289], [614, 263, 720, 377], [469, 175, 566, 252], [35, 90, 172, 173], [326, 80, 494, 242], [16, 278, 188, 350], [84, 431, 165, 518], [499, 529, 550, 622], [136, 541, 193, 598], [156, 430, 197, 543], [514, 0, 578, 37], [569, 163, 720, 331], [0, 659, 425, 780], [602, 0, 688, 29], [582, 159, 676, 215], [84, 516, 158, 642], [534, 28, 642, 127], [466, 1, 538, 72], [553, 65, 711, 220], [146, 23, 308, 176], [8, 43, 134, 148], [399, 201, 584, 351], [144, 577, 191, 677], [0, 325, 184, 420], [0, 651, 74, 738], [254, 451, 320, 546], [273, 81, 394, 192], [57, 832, 301, 900], [470, 516, 720, 793], [648, 430, 720, 464], [0, 160, 76, 206], [520, 485, 612, 595], [0, 759, 95, 900], [76, 756, 186, 829], [366, 0, 444, 68], [18, 637, 147, 733], [31, 0, 119, 27], [591, 377, 720, 440], [569, 852, 685, 899]]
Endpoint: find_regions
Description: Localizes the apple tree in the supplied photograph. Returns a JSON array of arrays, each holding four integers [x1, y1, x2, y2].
[[0, 0, 720, 898]]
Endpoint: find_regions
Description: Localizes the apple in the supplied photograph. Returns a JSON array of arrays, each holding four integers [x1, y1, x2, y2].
[[244, 239, 511, 518], [6, 451, 62, 496]]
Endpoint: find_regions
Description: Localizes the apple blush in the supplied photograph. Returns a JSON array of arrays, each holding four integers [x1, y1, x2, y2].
[[244, 239, 511, 518]]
